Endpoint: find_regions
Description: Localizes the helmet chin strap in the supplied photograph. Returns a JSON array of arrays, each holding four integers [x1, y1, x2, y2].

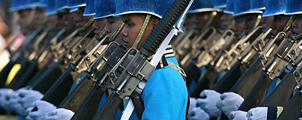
[[78, 17, 95, 33], [294, 33, 302, 40], [283, 15, 296, 33], [132, 14, 151, 49], [25, 8, 37, 31], [253, 14, 262, 29], [200, 11, 218, 32]]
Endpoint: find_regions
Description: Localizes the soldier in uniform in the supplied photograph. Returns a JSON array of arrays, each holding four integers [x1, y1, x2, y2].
[[190, 0, 294, 119], [107, 0, 188, 119], [230, 0, 302, 119]]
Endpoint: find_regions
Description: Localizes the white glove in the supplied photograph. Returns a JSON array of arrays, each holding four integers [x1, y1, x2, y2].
[[45, 108, 74, 120], [187, 107, 210, 120], [15, 89, 43, 116], [0, 88, 14, 110], [8, 90, 22, 112], [229, 110, 248, 120], [189, 97, 197, 110], [18, 89, 44, 108], [196, 90, 221, 117], [216, 92, 244, 117], [246, 107, 268, 120], [26, 100, 56, 120]]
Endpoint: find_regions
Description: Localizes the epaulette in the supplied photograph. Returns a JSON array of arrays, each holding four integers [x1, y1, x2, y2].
[[150, 45, 187, 78]]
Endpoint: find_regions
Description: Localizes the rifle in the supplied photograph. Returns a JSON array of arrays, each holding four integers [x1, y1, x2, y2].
[[0, 26, 43, 88], [59, 22, 125, 113], [10, 27, 53, 89], [71, 15, 153, 119], [277, 57, 302, 120], [260, 34, 302, 107], [92, 0, 192, 119], [238, 34, 297, 111], [194, 30, 234, 68], [41, 28, 98, 106], [181, 26, 220, 68], [190, 26, 263, 97], [277, 90, 302, 120], [212, 28, 272, 93], [174, 29, 196, 60], [28, 26, 81, 93], [229, 32, 287, 98], [181, 27, 222, 89], [6, 25, 48, 89], [175, 11, 220, 61]]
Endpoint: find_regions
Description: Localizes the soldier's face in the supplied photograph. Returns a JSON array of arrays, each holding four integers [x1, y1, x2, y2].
[[245, 14, 260, 34], [121, 14, 159, 50], [76, 7, 92, 28], [36, 9, 46, 24], [47, 15, 58, 26], [260, 16, 274, 30], [195, 12, 211, 31], [220, 13, 233, 30], [17, 9, 31, 28], [63, 11, 77, 28], [184, 14, 195, 29], [233, 15, 246, 37], [93, 18, 107, 38], [270, 15, 290, 37], [105, 17, 123, 44], [291, 15, 302, 36]]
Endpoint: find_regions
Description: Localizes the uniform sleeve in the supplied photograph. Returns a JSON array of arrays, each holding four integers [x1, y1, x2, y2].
[[138, 67, 188, 120], [267, 106, 283, 119]]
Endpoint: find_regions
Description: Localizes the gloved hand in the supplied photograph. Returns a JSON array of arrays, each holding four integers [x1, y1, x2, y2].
[[196, 90, 221, 117], [18, 89, 44, 109], [25, 107, 34, 120], [246, 107, 268, 120], [0, 88, 14, 110], [26, 100, 56, 120], [45, 108, 74, 120], [187, 107, 210, 120], [189, 97, 197, 110], [15, 88, 43, 116], [8, 89, 22, 112], [216, 92, 244, 117], [229, 110, 248, 120]]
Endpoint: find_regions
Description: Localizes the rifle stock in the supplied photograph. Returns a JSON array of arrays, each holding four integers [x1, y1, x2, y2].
[[92, 92, 123, 120], [238, 73, 272, 111], [42, 66, 74, 106], [230, 57, 263, 98], [260, 69, 295, 107], [7, 59, 30, 89], [59, 73, 93, 111], [190, 65, 218, 98], [211, 61, 243, 93], [184, 62, 201, 89], [30, 60, 64, 93], [11, 60, 38, 89], [277, 91, 302, 120], [0, 61, 15, 87], [71, 83, 105, 120], [70, 43, 125, 119]]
